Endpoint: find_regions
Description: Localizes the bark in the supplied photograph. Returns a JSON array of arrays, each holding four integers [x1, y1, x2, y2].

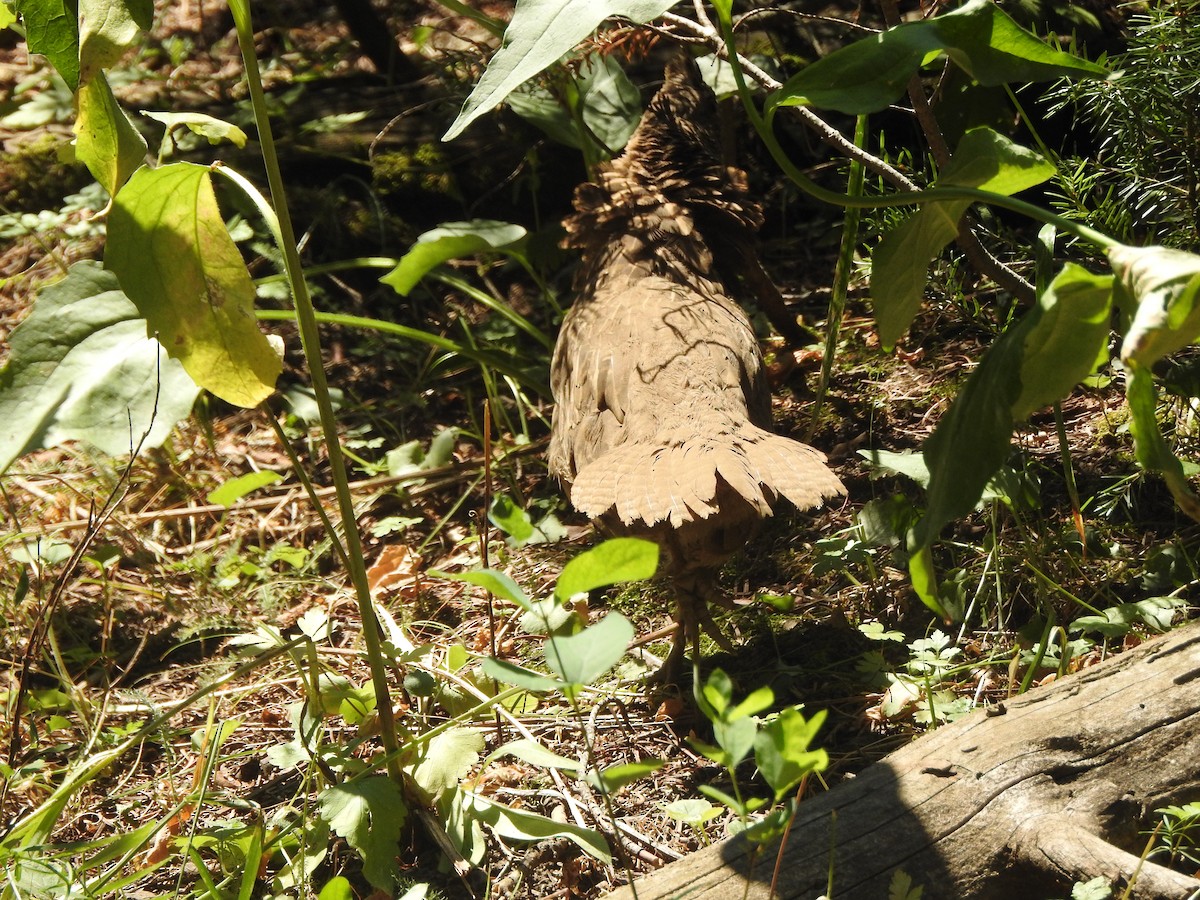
[[604, 622, 1200, 900]]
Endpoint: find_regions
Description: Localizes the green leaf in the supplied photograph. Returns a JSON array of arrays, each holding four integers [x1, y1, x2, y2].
[[754, 708, 828, 801], [919, 404, 1016, 543], [1071, 876, 1112, 900], [317, 877, 353, 900], [318, 777, 407, 892], [660, 798, 721, 826], [381, 220, 526, 296], [1126, 364, 1200, 521], [78, 0, 153, 81], [458, 790, 611, 862], [543, 612, 633, 684], [206, 470, 283, 507], [859, 448, 931, 487], [730, 685, 775, 721], [489, 493, 534, 543], [711, 716, 757, 769], [73, 70, 147, 197], [0, 261, 199, 473], [481, 657, 567, 693], [698, 668, 735, 718], [1012, 264, 1113, 418], [142, 111, 248, 148], [1113, 244, 1200, 367], [412, 728, 485, 804], [442, 0, 677, 141], [507, 52, 641, 154], [482, 738, 582, 774], [0, 5, 17, 28], [873, 128, 1053, 347], [554, 537, 658, 599], [433, 568, 531, 610], [106, 162, 282, 407], [13, 0, 80, 90], [909, 539, 951, 620], [1070, 598, 1184, 638], [587, 759, 665, 791], [771, 0, 1107, 115]]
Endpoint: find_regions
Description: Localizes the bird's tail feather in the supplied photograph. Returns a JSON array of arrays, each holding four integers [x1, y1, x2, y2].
[[570, 427, 845, 527]]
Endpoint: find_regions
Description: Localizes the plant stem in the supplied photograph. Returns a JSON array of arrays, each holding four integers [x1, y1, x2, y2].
[[226, 0, 403, 783], [808, 114, 866, 442]]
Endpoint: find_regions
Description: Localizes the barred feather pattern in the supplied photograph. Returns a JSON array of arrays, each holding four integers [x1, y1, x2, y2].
[[548, 57, 845, 668]]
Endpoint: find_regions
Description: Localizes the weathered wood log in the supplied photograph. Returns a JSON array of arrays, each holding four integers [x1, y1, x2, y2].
[[605, 621, 1200, 900]]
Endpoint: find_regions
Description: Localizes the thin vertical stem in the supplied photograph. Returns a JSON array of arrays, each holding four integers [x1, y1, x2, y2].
[[226, 0, 402, 782], [808, 114, 867, 442]]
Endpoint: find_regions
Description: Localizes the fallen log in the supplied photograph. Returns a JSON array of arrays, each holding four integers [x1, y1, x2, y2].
[[605, 621, 1200, 900]]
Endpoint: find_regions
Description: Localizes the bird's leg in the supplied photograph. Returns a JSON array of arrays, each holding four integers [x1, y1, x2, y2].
[[647, 573, 739, 686]]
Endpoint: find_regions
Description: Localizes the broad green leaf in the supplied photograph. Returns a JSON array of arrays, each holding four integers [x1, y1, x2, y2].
[[661, 798, 721, 825], [75, 70, 148, 196], [698, 667, 735, 718], [711, 715, 757, 769], [0, 261, 199, 473], [318, 777, 407, 892], [859, 449, 931, 487], [482, 738, 582, 773], [458, 790, 611, 862], [1126, 364, 1200, 521], [1071, 877, 1113, 900], [730, 685, 775, 721], [1012, 264, 1113, 418], [489, 493, 534, 543], [1113, 244, 1200, 366], [587, 759, 665, 791], [915, 324, 1025, 548], [482, 657, 567, 693], [78, 0, 153, 80], [142, 110, 248, 147], [412, 728, 485, 803], [207, 470, 283, 507], [1071, 598, 1184, 638], [317, 877, 353, 900], [443, 0, 677, 141], [13, 0, 80, 90], [433, 567, 531, 610], [754, 708, 828, 801], [873, 128, 1052, 347], [106, 162, 282, 407], [544, 612, 633, 684], [554, 537, 658, 599], [771, 0, 1107, 115], [507, 52, 641, 154], [381, 220, 526, 296]]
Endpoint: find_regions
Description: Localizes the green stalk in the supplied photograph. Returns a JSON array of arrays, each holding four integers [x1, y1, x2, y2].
[[254, 307, 549, 393], [226, 0, 403, 783], [808, 113, 867, 442]]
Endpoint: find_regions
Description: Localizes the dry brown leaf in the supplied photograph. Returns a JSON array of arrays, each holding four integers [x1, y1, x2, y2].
[[367, 544, 422, 596]]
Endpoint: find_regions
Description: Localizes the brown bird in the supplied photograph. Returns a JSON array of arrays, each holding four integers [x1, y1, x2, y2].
[[548, 56, 846, 682]]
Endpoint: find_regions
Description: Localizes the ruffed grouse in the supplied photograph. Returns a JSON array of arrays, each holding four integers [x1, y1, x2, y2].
[[548, 56, 846, 681]]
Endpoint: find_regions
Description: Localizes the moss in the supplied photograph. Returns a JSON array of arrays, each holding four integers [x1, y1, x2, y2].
[[372, 142, 460, 201], [0, 134, 90, 213]]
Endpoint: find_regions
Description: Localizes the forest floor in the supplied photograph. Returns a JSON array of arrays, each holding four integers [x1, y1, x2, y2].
[[2, 1, 1198, 898]]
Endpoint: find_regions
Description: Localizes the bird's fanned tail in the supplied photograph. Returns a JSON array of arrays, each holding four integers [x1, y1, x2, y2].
[[569, 425, 845, 528]]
